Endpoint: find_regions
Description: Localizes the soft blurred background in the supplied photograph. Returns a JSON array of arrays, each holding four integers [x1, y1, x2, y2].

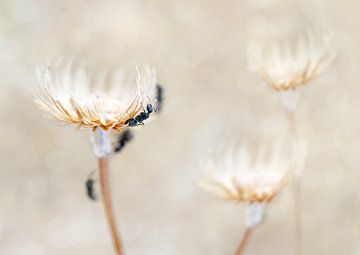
[[0, 0, 359, 254]]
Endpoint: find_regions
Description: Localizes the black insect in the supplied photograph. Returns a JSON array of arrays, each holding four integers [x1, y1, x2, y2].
[[114, 129, 134, 153], [125, 116, 144, 127], [155, 84, 164, 112], [85, 171, 97, 201], [146, 103, 154, 114], [125, 103, 154, 127], [124, 118, 138, 127], [124, 84, 163, 127]]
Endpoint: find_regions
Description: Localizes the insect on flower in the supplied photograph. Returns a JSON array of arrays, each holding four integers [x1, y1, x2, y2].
[[114, 129, 134, 153], [35, 59, 163, 255], [35, 60, 158, 132], [125, 103, 154, 127], [123, 83, 164, 126]]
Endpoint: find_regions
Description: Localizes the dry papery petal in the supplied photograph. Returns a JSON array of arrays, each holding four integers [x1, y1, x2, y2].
[[248, 26, 335, 91], [35, 60, 157, 131], [200, 141, 300, 204]]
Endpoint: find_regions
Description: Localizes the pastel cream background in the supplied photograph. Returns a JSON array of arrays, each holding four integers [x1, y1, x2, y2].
[[0, 0, 359, 254]]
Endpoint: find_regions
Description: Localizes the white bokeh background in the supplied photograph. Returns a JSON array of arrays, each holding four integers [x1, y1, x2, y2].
[[0, 0, 359, 254]]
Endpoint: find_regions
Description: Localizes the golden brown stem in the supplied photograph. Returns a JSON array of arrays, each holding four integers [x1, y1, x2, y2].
[[99, 157, 124, 255], [235, 227, 254, 255]]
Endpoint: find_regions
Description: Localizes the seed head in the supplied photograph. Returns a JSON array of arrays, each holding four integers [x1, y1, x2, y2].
[[199, 142, 296, 204], [248, 28, 334, 91], [35, 60, 157, 131]]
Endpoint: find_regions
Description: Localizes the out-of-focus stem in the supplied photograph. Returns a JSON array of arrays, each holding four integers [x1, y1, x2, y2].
[[235, 227, 254, 255], [286, 110, 302, 255], [99, 157, 124, 255], [294, 177, 302, 255], [235, 203, 264, 255]]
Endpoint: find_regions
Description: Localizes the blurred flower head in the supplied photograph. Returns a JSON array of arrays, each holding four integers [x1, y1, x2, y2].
[[199, 142, 298, 204], [35, 60, 157, 131], [248, 28, 334, 91]]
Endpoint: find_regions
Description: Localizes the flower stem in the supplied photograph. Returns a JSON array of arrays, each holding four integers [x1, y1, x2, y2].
[[294, 179, 302, 255], [235, 203, 264, 255], [99, 157, 124, 255], [235, 227, 254, 255], [284, 109, 302, 255]]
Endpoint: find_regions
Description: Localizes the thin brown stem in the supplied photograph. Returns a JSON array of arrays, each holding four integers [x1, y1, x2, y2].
[[235, 227, 254, 255], [286, 110, 302, 255], [99, 157, 124, 255], [294, 178, 302, 255]]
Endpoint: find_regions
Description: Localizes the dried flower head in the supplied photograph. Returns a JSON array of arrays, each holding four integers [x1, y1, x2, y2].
[[248, 28, 334, 91], [35, 60, 157, 131], [200, 143, 292, 204]]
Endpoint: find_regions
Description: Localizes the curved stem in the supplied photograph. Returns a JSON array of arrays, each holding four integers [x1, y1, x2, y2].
[[99, 157, 124, 255], [235, 227, 254, 255]]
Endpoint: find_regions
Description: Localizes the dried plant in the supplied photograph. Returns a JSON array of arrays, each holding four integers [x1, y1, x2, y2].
[[247, 27, 333, 255], [35, 61, 156, 131], [200, 141, 306, 255], [200, 144, 290, 204], [247, 28, 334, 93], [35, 60, 161, 255]]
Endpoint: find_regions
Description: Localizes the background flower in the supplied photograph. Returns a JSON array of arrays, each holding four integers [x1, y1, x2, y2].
[[247, 27, 335, 91], [200, 142, 292, 204]]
